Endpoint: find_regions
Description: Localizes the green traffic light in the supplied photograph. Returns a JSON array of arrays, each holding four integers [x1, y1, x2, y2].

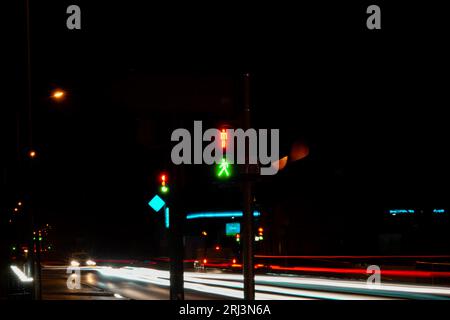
[[39, 237, 42, 241], [217, 158, 231, 178], [161, 185, 169, 193]]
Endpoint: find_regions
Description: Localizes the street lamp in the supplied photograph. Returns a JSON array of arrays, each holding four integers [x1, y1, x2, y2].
[[29, 150, 37, 159], [51, 89, 65, 100]]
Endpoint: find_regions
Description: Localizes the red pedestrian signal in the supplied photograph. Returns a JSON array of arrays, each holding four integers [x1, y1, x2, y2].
[[220, 129, 228, 150]]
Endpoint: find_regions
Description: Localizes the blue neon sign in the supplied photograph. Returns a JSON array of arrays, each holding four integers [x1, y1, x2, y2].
[[186, 211, 261, 220], [389, 209, 415, 215]]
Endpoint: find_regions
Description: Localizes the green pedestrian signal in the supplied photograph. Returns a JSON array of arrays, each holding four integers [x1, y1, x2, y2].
[[217, 158, 231, 178]]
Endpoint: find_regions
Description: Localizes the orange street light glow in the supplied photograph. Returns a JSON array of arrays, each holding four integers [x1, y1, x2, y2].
[[29, 151, 37, 158], [52, 90, 65, 99]]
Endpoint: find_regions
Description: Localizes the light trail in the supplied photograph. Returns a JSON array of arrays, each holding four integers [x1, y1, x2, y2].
[[94, 267, 402, 299], [269, 265, 450, 278], [255, 255, 450, 259], [44, 264, 450, 299], [97, 267, 304, 300], [10, 265, 33, 283]]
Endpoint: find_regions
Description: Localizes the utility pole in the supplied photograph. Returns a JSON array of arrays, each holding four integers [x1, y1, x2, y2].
[[242, 73, 255, 300], [169, 136, 185, 300]]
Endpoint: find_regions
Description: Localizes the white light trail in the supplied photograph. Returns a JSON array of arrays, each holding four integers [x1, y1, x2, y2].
[[10, 266, 33, 283], [70, 265, 450, 300]]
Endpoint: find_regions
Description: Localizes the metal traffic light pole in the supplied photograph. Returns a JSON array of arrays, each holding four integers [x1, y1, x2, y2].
[[242, 73, 255, 300], [169, 130, 185, 300]]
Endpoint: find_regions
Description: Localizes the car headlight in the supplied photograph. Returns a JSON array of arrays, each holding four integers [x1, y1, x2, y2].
[[86, 260, 96, 266], [70, 260, 80, 267]]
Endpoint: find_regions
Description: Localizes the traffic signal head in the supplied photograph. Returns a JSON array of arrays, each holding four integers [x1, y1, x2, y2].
[[159, 173, 169, 194], [257, 228, 264, 241]]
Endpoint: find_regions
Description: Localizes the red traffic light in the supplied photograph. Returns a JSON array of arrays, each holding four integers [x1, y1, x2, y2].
[[159, 173, 169, 194]]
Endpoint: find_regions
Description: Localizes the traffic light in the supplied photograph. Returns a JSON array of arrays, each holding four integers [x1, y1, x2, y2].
[[257, 227, 264, 241], [159, 173, 169, 194], [216, 128, 231, 179]]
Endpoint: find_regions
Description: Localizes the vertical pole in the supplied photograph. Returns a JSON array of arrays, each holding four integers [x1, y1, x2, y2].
[[169, 153, 185, 300], [242, 73, 255, 300]]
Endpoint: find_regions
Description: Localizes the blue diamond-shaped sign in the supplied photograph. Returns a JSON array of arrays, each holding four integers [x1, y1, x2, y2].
[[148, 195, 165, 212]]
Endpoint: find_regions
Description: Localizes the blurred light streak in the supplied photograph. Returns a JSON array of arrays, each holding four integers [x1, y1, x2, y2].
[[10, 266, 33, 282], [255, 255, 450, 259], [269, 265, 450, 278]]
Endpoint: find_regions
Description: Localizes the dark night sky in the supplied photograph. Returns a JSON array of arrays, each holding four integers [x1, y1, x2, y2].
[[3, 1, 450, 256]]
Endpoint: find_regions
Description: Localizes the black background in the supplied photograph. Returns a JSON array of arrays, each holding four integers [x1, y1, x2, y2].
[[2, 1, 449, 258]]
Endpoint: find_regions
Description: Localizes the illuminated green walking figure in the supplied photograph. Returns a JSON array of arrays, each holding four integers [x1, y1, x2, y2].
[[217, 158, 231, 178]]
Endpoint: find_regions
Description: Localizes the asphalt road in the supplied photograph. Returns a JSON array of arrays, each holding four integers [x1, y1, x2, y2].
[[39, 265, 450, 300], [41, 267, 228, 300]]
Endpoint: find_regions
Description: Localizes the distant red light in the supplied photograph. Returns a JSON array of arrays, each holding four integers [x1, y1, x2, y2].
[[232, 259, 237, 264], [203, 259, 207, 264], [215, 246, 220, 251]]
